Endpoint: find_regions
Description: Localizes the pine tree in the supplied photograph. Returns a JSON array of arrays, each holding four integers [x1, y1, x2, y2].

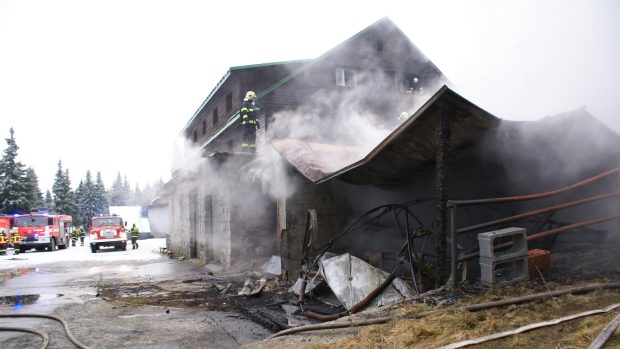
[[79, 171, 99, 226], [24, 167, 43, 211], [108, 172, 128, 206], [43, 190, 54, 212], [0, 128, 30, 213], [75, 179, 85, 226], [52, 161, 76, 216], [94, 172, 109, 215]]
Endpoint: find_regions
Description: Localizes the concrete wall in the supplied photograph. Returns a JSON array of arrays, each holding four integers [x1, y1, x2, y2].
[[147, 204, 169, 238]]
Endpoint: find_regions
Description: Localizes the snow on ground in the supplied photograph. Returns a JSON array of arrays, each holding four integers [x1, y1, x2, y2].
[[0, 238, 166, 269]]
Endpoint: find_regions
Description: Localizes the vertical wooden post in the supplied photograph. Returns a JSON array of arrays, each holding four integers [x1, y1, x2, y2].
[[434, 111, 451, 286], [616, 173, 620, 234], [450, 205, 458, 290]]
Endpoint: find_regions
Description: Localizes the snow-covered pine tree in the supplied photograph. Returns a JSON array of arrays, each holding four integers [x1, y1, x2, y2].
[[52, 161, 76, 217], [95, 172, 109, 215], [24, 167, 43, 211], [80, 171, 99, 226], [108, 172, 128, 206], [43, 190, 54, 212], [0, 128, 30, 214]]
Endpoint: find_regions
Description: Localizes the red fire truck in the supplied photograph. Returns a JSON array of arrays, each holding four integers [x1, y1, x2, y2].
[[11, 213, 72, 252], [88, 215, 127, 253]]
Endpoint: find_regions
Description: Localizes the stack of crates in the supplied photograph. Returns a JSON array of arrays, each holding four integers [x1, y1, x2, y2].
[[478, 227, 529, 286]]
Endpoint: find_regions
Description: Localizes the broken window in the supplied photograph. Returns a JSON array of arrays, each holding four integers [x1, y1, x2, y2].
[[212, 108, 219, 126], [202, 120, 206, 136], [335, 68, 356, 87], [193, 129, 198, 142]]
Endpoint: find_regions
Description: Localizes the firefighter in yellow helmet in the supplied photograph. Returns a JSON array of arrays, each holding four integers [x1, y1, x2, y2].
[[240, 91, 260, 153]]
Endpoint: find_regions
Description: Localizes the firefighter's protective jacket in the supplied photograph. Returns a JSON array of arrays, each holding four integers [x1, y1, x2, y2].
[[11, 231, 20, 244], [130, 225, 139, 238], [240, 99, 259, 128]]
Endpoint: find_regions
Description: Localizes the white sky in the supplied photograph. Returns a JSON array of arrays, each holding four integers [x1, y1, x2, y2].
[[1, 0, 619, 193]]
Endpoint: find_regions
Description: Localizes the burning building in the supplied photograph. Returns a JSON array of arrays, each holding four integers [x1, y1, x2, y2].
[[159, 17, 620, 289]]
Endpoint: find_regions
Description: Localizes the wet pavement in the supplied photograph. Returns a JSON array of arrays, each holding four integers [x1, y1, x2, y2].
[[0, 238, 273, 348]]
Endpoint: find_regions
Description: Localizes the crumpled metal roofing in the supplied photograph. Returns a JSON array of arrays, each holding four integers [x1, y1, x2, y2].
[[271, 86, 501, 185]]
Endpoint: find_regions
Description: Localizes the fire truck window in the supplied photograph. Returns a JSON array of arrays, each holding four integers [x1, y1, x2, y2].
[[48, 218, 53, 225]]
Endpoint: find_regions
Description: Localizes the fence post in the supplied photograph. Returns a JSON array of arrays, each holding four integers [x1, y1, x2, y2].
[[450, 205, 458, 290]]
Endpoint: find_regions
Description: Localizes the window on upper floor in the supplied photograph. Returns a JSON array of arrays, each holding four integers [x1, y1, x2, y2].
[[202, 120, 206, 136], [213, 108, 219, 126], [335, 68, 356, 87], [193, 129, 198, 143], [226, 92, 233, 112], [376, 40, 384, 52]]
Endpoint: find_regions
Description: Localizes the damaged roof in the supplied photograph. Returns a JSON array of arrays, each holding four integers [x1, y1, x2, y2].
[[271, 86, 501, 185]]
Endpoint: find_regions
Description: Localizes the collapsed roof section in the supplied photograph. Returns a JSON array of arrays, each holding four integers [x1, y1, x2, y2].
[[271, 86, 501, 185]]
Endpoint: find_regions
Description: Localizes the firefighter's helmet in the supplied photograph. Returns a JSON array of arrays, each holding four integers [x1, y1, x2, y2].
[[245, 91, 256, 100]]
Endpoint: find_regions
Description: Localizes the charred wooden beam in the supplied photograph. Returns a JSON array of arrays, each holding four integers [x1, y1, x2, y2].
[[434, 111, 451, 286]]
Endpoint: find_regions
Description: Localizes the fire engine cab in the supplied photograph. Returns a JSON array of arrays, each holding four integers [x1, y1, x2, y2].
[[11, 213, 72, 252], [88, 215, 127, 253]]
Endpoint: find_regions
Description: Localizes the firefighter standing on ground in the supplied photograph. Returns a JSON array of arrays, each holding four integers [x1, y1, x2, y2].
[[71, 227, 79, 247], [240, 91, 260, 153], [11, 229, 21, 254], [78, 226, 85, 246], [130, 224, 139, 249], [0, 228, 7, 255]]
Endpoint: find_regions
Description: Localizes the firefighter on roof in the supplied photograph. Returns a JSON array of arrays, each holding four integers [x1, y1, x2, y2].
[[240, 91, 260, 153], [0, 228, 7, 255], [11, 229, 21, 254], [130, 224, 139, 249]]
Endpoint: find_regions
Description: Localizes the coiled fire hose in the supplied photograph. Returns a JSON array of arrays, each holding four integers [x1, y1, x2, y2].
[[0, 313, 91, 349]]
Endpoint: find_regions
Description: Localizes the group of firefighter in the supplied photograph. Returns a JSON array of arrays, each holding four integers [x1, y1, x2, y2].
[[0, 224, 140, 255], [0, 227, 23, 255]]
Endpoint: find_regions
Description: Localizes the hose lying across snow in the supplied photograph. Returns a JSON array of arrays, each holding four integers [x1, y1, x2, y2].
[[0, 313, 91, 349], [0, 326, 50, 349], [266, 280, 620, 340]]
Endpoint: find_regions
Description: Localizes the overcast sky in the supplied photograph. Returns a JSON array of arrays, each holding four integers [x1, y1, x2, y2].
[[1, 0, 618, 193]]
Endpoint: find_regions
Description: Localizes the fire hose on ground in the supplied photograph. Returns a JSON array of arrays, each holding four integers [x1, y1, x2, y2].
[[265, 280, 620, 340], [0, 313, 91, 349]]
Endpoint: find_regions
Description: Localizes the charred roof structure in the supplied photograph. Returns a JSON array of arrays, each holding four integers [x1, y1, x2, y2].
[[159, 17, 620, 291]]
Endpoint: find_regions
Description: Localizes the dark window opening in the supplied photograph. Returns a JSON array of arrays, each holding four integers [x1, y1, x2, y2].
[[376, 40, 384, 52], [212, 108, 219, 126], [193, 130, 198, 142], [226, 93, 233, 112], [227, 139, 233, 152], [202, 120, 206, 136]]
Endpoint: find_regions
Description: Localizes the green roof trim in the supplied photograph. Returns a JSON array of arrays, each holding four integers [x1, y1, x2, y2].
[[230, 59, 311, 71]]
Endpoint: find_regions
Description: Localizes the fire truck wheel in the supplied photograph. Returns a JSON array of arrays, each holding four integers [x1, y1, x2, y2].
[[19, 246, 26, 254], [64, 236, 69, 248], [90, 244, 97, 253], [48, 238, 56, 252], [121, 242, 127, 251]]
